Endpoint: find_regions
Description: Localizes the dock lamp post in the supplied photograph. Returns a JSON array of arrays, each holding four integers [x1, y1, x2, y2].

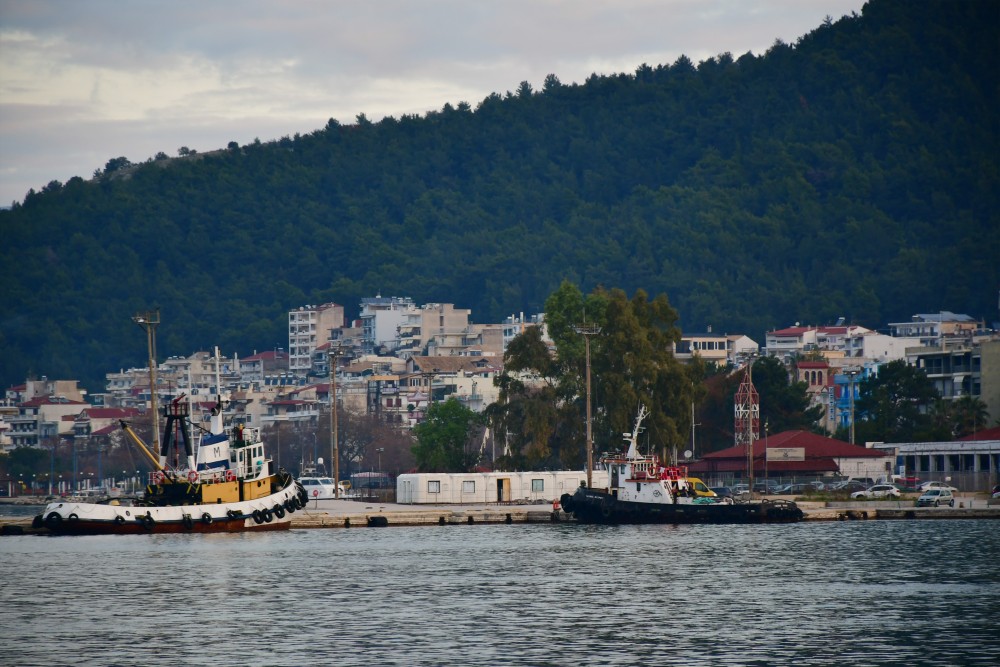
[[844, 367, 862, 446], [573, 324, 601, 489], [328, 344, 342, 498]]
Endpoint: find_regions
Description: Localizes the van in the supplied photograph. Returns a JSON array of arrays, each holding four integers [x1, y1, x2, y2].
[[686, 477, 717, 498]]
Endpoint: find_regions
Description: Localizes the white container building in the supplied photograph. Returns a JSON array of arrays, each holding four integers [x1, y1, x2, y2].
[[396, 470, 610, 504]]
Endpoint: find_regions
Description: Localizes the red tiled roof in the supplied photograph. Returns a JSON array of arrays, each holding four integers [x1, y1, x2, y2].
[[959, 426, 1000, 441], [77, 408, 141, 420], [703, 430, 885, 459], [21, 396, 88, 407]]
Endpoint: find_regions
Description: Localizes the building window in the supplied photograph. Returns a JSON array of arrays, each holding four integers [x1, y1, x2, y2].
[[462, 481, 475, 493], [428, 480, 441, 494], [531, 479, 544, 492]]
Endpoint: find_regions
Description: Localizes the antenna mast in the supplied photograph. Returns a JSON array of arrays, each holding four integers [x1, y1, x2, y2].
[[734, 359, 759, 495]]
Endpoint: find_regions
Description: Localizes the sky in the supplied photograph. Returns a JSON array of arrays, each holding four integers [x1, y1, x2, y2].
[[0, 0, 866, 206]]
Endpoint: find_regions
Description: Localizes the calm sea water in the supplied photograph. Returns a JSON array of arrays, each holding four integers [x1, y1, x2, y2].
[[1, 519, 998, 666]]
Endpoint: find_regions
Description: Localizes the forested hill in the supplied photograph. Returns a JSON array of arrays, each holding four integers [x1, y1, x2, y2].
[[2, 0, 998, 392]]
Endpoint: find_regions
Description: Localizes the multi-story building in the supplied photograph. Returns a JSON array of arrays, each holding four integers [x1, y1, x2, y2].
[[765, 323, 872, 363], [674, 329, 758, 367], [358, 296, 415, 355], [888, 311, 982, 347], [288, 303, 345, 375], [239, 350, 290, 383]]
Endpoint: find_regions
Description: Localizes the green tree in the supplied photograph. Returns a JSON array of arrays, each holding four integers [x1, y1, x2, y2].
[[854, 360, 939, 443], [488, 282, 700, 469], [759, 356, 825, 432], [412, 398, 483, 472]]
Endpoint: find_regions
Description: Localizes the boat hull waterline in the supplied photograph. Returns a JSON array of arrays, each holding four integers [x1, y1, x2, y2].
[[560, 487, 804, 525], [34, 476, 308, 535]]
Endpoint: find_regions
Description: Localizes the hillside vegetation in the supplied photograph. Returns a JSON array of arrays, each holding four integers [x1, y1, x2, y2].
[[2, 0, 997, 391]]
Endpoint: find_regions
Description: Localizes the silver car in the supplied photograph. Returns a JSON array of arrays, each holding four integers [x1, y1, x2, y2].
[[916, 488, 955, 507]]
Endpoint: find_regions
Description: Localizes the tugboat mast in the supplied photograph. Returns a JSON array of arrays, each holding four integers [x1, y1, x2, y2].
[[133, 309, 162, 458], [574, 324, 601, 489]]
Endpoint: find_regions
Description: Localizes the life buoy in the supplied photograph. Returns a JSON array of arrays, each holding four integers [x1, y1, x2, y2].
[[225, 469, 236, 482], [201, 512, 213, 525], [552, 499, 561, 511], [273, 504, 285, 519], [182, 514, 194, 530], [252, 509, 264, 524], [187, 470, 199, 483], [153, 470, 165, 485], [312, 489, 319, 498]]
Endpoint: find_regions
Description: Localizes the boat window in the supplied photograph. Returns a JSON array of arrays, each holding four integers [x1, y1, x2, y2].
[[462, 481, 475, 493], [531, 479, 544, 492], [428, 480, 441, 493]]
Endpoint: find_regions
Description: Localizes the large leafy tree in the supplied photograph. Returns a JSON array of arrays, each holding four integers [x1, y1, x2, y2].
[[488, 281, 701, 469], [853, 359, 939, 443], [412, 398, 483, 472]]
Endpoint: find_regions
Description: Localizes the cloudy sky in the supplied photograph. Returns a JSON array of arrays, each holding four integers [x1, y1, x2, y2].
[[0, 0, 865, 205]]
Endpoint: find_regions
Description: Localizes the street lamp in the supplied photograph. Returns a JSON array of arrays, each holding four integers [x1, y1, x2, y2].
[[376, 448, 384, 475], [573, 324, 601, 489], [328, 344, 343, 498], [844, 367, 862, 445]]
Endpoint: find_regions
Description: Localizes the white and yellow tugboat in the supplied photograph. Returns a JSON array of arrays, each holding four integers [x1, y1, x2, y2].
[[33, 313, 307, 535], [559, 406, 803, 524], [34, 399, 307, 535]]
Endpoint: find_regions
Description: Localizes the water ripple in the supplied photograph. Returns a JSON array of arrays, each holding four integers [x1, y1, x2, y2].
[[2, 520, 998, 666]]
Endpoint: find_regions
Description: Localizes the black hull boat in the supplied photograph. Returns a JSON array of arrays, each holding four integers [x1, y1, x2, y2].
[[559, 406, 804, 526], [560, 486, 803, 524]]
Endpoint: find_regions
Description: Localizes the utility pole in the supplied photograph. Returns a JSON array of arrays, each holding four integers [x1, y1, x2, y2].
[[845, 367, 861, 446], [329, 344, 342, 497], [573, 324, 601, 489]]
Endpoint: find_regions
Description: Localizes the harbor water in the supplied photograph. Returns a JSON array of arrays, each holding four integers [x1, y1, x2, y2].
[[1, 519, 998, 666]]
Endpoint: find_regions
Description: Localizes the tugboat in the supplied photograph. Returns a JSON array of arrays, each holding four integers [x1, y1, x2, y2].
[[33, 314, 307, 535], [559, 406, 803, 524], [34, 399, 308, 535]]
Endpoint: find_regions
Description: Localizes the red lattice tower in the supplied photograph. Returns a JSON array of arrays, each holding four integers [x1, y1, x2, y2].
[[734, 364, 759, 482]]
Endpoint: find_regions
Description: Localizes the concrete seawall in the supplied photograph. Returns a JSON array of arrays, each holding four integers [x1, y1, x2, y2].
[[3, 498, 999, 534]]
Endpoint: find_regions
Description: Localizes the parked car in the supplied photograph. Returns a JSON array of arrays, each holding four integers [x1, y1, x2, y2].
[[851, 484, 902, 500], [892, 476, 922, 490], [918, 481, 958, 493], [774, 483, 810, 495], [710, 486, 734, 499], [831, 480, 869, 493], [992, 485, 1000, 499], [299, 476, 338, 499], [916, 488, 955, 507], [686, 477, 717, 498], [731, 484, 750, 496]]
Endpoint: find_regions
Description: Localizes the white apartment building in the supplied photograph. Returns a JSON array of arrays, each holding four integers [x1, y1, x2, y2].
[[288, 303, 345, 375], [358, 296, 415, 355]]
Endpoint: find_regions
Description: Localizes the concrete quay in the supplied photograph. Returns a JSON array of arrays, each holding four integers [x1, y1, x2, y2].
[[3, 498, 999, 534]]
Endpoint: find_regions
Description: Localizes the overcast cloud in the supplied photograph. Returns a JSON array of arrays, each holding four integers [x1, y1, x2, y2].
[[0, 0, 865, 205]]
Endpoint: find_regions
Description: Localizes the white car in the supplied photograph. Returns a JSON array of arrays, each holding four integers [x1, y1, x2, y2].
[[299, 476, 338, 499], [918, 481, 958, 493], [851, 484, 902, 500]]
